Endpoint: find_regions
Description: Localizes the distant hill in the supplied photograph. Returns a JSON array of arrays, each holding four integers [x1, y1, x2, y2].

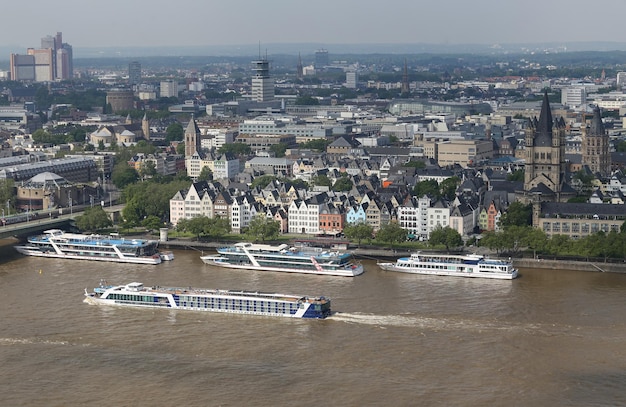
[[3, 42, 626, 62]]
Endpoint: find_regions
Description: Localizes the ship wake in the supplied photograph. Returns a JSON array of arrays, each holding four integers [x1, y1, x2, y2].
[[328, 312, 553, 334]]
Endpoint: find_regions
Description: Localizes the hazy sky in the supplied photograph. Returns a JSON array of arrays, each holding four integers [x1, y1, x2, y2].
[[2, 0, 626, 50]]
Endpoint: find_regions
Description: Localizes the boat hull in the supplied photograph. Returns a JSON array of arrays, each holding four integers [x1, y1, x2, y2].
[[378, 262, 518, 280], [201, 256, 363, 277], [84, 283, 331, 319], [15, 246, 162, 265]]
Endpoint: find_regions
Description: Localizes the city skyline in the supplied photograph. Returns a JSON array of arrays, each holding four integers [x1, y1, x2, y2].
[[2, 0, 626, 53]]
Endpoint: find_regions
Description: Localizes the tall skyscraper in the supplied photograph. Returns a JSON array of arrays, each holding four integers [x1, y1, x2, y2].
[[9, 31, 72, 81], [296, 53, 303, 80], [617, 72, 626, 88], [346, 71, 358, 89], [129, 61, 141, 86], [251, 58, 274, 102], [160, 80, 179, 98], [315, 49, 329, 69], [401, 59, 410, 94]]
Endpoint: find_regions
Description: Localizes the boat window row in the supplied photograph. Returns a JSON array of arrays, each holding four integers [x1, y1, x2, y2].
[[107, 293, 168, 305], [177, 296, 301, 313]]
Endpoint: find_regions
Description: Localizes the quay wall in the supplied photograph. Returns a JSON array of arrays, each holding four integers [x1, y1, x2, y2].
[[514, 258, 626, 273], [158, 239, 626, 273]]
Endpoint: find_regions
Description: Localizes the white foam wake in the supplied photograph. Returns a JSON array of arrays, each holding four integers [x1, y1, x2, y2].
[[328, 312, 542, 333]]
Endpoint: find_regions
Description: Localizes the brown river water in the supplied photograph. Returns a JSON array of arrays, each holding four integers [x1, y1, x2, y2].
[[1, 241, 625, 406]]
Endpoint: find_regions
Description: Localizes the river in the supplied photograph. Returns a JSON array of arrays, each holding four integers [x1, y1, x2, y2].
[[1, 242, 625, 406]]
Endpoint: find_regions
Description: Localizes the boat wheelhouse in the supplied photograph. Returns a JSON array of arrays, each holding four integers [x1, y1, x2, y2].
[[84, 282, 331, 319], [378, 252, 518, 280], [14, 229, 163, 265], [201, 242, 363, 277]]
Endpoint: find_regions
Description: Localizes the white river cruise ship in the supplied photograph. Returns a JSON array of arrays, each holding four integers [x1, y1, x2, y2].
[[378, 252, 518, 280], [14, 229, 169, 265], [84, 282, 331, 319], [201, 242, 363, 277]]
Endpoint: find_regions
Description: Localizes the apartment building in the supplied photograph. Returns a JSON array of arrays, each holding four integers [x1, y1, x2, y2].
[[535, 202, 625, 239]]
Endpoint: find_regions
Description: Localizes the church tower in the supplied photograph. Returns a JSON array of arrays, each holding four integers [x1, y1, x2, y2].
[[401, 58, 409, 94], [142, 112, 150, 141], [184, 115, 201, 157], [296, 52, 303, 81], [581, 106, 610, 177], [522, 91, 572, 202]]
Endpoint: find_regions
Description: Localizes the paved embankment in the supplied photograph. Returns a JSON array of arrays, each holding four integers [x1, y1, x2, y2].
[[514, 258, 626, 273]]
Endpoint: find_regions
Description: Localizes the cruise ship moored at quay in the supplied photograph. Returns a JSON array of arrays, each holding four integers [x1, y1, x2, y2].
[[200, 242, 364, 277], [84, 282, 331, 319], [14, 229, 171, 265], [378, 252, 518, 280]]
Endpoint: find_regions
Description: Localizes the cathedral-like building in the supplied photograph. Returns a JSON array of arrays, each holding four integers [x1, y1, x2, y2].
[[581, 106, 610, 177], [518, 91, 576, 203]]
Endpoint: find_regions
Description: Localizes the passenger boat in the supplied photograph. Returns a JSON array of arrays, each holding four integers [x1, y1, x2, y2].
[[14, 229, 164, 265], [159, 251, 175, 261], [84, 281, 331, 319], [200, 242, 363, 277], [377, 252, 518, 280]]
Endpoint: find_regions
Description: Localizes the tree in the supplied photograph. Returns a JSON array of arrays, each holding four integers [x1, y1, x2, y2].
[[251, 175, 276, 189], [343, 222, 373, 246], [440, 176, 460, 200], [218, 143, 251, 157], [121, 199, 143, 228], [165, 122, 184, 142], [176, 142, 185, 155], [140, 161, 157, 179], [203, 216, 231, 240], [269, 142, 288, 158], [197, 166, 213, 182], [0, 179, 15, 214], [111, 162, 139, 188], [403, 160, 426, 169], [521, 227, 548, 259], [429, 226, 462, 251], [142, 215, 164, 233], [376, 222, 407, 248], [413, 179, 439, 198], [75, 206, 113, 232], [332, 176, 353, 192], [311, 174, 332, 187], [298, 139, 329, 152], [245, 215, 280, 242], [500, 202, 532, 228], [186, 216, 211, 240], [506, 170, 524, 182], [294, 95, 320, 105]]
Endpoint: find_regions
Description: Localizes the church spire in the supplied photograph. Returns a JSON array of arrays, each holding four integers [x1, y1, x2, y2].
[[589, 106, 605, 136], [534, 90, 553, 147]]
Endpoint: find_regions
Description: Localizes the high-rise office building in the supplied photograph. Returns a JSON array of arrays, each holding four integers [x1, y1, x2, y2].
[[129, 61, 141, 86], [315, 49, 329, 69], [346, 71, 358, 89], [251, 58, 274, 102], [160, 80, 179, 98], [9, 31, 72, 82], [617, 72, 626, 88], [106, 90, 135, 112]]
